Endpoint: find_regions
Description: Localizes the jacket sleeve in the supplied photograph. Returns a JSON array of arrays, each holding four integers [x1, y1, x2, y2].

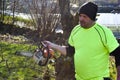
[[66, 44, 75, 57], [110, 46, 120, 67]]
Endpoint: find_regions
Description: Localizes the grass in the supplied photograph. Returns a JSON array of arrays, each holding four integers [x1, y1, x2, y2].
[[0, 41, 55, 80]]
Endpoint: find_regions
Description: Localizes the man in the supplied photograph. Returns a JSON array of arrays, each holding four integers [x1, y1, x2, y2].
[[43, 2, 120, 80]]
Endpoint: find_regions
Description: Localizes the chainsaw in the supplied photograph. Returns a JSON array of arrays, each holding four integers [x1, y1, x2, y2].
[[15, 42, 55, 66]]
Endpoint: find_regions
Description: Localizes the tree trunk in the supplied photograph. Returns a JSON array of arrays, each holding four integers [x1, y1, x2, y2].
[[59, 0, 73, 38], [54, 0, 79, 80], [55, 56, 75, 80]]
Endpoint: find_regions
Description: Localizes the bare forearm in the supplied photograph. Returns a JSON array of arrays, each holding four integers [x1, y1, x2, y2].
[[50, 43, 67, 56], [43, 41, 67, 56]]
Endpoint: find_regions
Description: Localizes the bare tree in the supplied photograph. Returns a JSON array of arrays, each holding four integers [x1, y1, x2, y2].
[[22, 0, 79, 80], [53, 0, 79, 80], [22, 0, 61, 43], [24, 0, 78, 80], [0, 0, 5, 22], [0, 0, 24, 24]]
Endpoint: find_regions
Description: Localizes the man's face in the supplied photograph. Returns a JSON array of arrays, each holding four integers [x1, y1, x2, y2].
[[79, 14, 94, 29]]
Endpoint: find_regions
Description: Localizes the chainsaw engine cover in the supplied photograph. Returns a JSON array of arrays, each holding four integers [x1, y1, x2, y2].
[[33, 48, 50, 66]]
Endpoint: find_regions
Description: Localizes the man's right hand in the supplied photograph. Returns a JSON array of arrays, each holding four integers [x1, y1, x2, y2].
[[42, 41, 67, 56], [42, 41, 56, 49]]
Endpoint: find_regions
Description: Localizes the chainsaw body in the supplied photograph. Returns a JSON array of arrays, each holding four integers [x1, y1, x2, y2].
[[33, 43, 54, 66]]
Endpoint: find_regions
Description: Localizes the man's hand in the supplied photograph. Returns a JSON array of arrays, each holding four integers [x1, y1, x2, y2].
[[42, 41, 56, 49], [43, 41, 67, 56]]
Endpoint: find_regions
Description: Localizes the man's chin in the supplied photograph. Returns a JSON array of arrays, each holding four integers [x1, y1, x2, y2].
[[81, 26, 90, 29], [80, 25, 87, 28], [80, 24, 85, 27]]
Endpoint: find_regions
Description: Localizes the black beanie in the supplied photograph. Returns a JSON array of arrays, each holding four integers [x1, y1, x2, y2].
[[78, 2, 98, 21]]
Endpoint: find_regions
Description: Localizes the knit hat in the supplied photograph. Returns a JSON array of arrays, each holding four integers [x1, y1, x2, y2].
[[78, 2, 98, 21]]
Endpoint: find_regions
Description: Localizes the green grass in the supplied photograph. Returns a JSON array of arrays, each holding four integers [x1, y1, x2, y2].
[[0, 42, 55, 80]]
